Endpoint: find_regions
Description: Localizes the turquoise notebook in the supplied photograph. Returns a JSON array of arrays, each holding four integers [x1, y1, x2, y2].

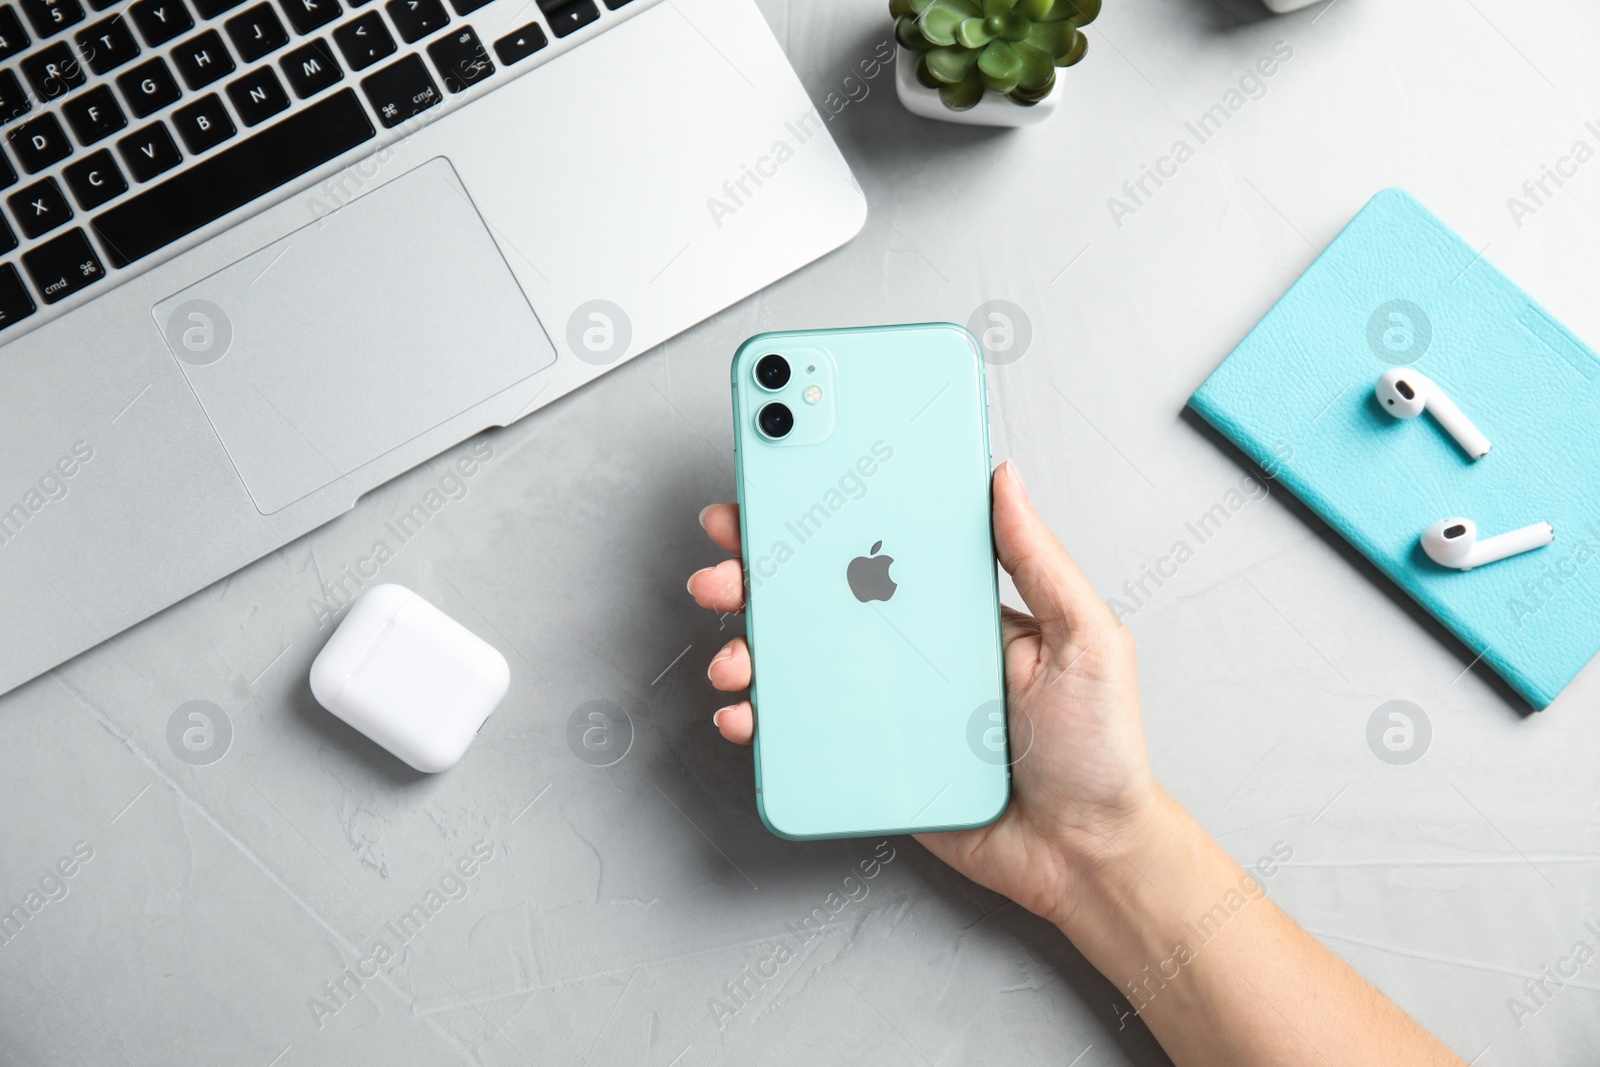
[[1189, 188, 1600, 709]]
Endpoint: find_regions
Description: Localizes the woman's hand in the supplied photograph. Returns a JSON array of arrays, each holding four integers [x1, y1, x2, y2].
[[690, 461, 1467, 1066], [687, 460, 1163, 929]]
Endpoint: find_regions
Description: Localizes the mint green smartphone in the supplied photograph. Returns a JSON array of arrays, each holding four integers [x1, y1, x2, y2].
[[730, 323, 1009, 840]]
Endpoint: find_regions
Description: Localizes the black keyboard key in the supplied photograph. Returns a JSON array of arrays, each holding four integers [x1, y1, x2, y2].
[[22, 226, 101, 302], [8, 113, 70, 171], [359, 52, 436, 127], [225, 65, 286, 125], [331, 10, 390, 70], [0, 5, 30, 58], [0, 69, 27, 123], [19, 0, 81, 37], [116, 119, 180, 180], [93, 88, 372, 266], [279, 37, 339, 97], [0, 148, 14, 188], [127, 0, 191, 46], [384, 0, 444, 43], [224, 2, 285, 62], [448, 0, 489, 15], [8, 176, 71, 237], [0, 214, 14, 251], [87, 0, 116, 11], [171, 90, 232, 151], [61, 147, 124, 207], [191, 0, 242, 18], [602, 0, 630, 7], [426, 25, 489, 93], [491, 19, 542, 64], [277, 0, 337, 34], [62, 83, 124, 143], [0, 262, 35, 325], [75, 13, 138, 74], [171, 28, 234, 88], [540, 0, 594, 38], [116, 56, 180, 116], [21, 40, 84, 99]]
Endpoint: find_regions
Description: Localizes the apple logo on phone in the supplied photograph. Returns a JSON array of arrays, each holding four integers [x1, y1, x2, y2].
[[847, 541, 897, 603]]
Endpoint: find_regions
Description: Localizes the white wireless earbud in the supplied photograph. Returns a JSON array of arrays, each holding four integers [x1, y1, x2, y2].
[[1421, 517, 1554, 571], [1375, 368, 1491, 459]]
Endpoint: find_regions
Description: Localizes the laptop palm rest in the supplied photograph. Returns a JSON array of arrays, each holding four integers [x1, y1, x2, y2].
[[151, 156, 555, 515]]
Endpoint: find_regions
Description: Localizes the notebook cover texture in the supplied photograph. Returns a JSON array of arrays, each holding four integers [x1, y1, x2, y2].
[[1189, 188, 1600, 709]]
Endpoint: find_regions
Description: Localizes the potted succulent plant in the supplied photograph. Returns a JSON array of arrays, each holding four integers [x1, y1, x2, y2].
[[892, 0, 1100, 127]]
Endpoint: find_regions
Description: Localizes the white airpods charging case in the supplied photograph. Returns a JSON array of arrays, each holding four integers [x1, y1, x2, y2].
[[309, 584, 509, 772]]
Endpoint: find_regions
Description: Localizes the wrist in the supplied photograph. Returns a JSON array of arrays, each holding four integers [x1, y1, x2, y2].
[[1050, 785, 1193, 943]]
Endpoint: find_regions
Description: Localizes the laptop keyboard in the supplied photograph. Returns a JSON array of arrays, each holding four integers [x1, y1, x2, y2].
[[0, 0, 647, 335]]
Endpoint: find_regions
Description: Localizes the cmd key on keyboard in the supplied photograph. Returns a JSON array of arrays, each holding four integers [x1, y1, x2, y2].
[[22, 226, 104, 302], [359, 53, 437, 128]]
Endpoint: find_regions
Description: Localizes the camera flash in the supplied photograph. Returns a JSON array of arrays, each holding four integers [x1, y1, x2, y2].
[[803, 385, 823, 404]]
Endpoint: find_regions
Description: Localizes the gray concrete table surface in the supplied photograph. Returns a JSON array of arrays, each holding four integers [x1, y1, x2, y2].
[[4, 0, 1599, 1063]]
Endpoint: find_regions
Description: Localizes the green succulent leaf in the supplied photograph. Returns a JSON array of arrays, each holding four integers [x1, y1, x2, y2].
[[954, 17, 993, 47], [909, 0, 939, 10], [981, 0, 1013, 16], [999, 13, 1031, 40], [939, 71, 986, 110], [1055, 26, 1087, 65], [915, 53, 943, 88], [980, 70, 1018, 94], [1043, 0, 1098, 23], [1011, 40, 1055, 89], [919, 0, 977, 45], [889, 0, 913, 16], [1023, 18, 1074, 58], [896, 14, 934, 49], [1014, 0, 1051, 17], [1009, 70, 1054, 103], [924, 44, 981, 82], [976, 39, 1023, 82]]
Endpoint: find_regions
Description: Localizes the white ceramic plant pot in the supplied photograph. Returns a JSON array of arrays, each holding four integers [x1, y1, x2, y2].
[[894, 45, 1061, 127]]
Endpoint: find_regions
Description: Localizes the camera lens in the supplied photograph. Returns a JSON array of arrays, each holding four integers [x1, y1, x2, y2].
[[755, 354, 791, 390], [758, 402, 794, 439]]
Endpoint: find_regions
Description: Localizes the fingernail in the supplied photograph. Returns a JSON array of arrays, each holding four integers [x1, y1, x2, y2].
[[707, 646, 734, 678], [687, 572, 699, 598], [698, 505, 712, 530], [713, 707, 730, 729], [1008, 461, 1028, 502]]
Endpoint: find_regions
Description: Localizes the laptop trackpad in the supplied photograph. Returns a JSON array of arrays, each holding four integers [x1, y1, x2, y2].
[[152, 157, 554, 515]]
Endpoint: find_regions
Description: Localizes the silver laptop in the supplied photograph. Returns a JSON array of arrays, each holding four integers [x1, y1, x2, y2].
[[0, 0, 865, 695]]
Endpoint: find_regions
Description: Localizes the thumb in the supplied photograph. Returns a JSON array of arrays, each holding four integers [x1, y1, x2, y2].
[[991, 461, 1119, 650]]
